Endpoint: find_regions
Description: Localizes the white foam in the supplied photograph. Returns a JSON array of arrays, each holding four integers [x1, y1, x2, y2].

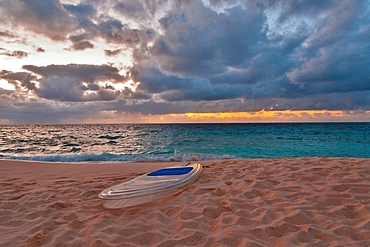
[[6, 152, 237, 163]]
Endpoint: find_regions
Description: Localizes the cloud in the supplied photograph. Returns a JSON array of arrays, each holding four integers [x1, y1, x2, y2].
[[62, 1, 156, 53], [34, 76, 120, 101], [97, 19, 142, 45], [23, 64, 125, 84], [104, 49, 122, 57], [36, 47, 45, 52], [65, 40, 94, 51], [152, 2, 269, 76], [0, 0, 78, 40], [63, 2, 96, 18], [1, 49, 28, 58], [104, 100, 179, 115], [113, 0, 148, 21], [21, 64, 129, 102], [1, 0, 370, 124], [0, 30, 17, 38], [0, 93, 104, 124], [1, 70, 33, 89], [131, 65, 192, 94], [147, 0, 370, 106]]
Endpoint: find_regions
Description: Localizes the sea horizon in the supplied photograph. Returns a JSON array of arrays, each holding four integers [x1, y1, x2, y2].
[[2, 121, 370, 125]]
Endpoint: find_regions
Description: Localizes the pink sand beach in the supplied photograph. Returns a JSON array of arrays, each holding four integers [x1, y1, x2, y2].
[[1, 157, 370, 246]]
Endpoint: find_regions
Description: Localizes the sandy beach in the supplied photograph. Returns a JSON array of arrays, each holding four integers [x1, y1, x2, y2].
[[1, 158, 370, 246]]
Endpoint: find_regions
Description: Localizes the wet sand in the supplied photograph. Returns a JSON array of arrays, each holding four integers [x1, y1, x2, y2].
[[1, 158, 370, 246]]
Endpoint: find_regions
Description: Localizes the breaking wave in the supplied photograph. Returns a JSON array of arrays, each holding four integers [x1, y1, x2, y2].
[[4, 152, 237, 163]]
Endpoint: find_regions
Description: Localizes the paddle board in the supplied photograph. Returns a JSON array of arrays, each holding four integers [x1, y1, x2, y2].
[[99, 163, 202, 209]]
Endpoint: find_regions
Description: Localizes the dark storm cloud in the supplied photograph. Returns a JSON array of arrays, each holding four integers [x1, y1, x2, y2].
[[63, 3, 154, 51], [33, 76, 120, 101], [121, 90, 152, 100], [23, 64, 125, 84], [0, 1, 153, 54], [105, 100, 179, 115], [21, 64, 128, 102], [160, 82, 248, 102], [131, 65, 192, 94], [97, 19, 141, 45], [151, 1, 266, 77], [1, 0, 370, 124], [63, 2, 99, 46], [0, 93, 103, 124], [263, 0, 335, 23], [0, 70, 29, 81], [0, 70, 37, 90], [63, 3, 97, 18], [140, 0, 369, 111], [113, 0, 148, 21], [0, 0, 78, 40]]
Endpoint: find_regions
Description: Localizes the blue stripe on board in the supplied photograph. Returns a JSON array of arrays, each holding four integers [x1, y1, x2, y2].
[[147, 167, 193, 176]]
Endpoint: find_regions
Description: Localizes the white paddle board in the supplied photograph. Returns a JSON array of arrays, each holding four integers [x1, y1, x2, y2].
[[99, 163, 202, 209]]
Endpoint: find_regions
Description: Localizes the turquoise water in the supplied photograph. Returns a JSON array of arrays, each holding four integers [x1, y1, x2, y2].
[[0, 123, 369, 162]]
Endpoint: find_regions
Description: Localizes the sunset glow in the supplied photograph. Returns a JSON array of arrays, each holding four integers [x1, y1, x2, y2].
[[163, 110, 368, 123], [112, 110, 370, 124]]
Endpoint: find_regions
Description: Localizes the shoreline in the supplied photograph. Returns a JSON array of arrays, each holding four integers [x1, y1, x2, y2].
[[1, 157, 370, 246]]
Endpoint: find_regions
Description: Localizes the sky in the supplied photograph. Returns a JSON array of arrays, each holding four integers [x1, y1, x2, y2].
[[0, 0, 370, 124]]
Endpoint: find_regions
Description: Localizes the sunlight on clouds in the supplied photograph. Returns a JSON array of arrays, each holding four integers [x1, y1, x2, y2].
[[83, 90, 97, 96], [118, 68, 127, 77], [98, 80, 140, 92], [0, 79, 15, 90], [0, 32, 134, 73], [31, 79, 40, 89]]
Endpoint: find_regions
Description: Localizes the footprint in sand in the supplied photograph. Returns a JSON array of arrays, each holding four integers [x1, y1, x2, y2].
[[331, 184, 351, 192]]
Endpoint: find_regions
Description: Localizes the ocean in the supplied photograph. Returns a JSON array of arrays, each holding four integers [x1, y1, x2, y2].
[[0, 123, 369, 162]]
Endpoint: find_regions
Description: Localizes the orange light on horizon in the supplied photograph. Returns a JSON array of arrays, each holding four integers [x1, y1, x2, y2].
[[82, 109, 370, 124], [167, 110, 348, 122]]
